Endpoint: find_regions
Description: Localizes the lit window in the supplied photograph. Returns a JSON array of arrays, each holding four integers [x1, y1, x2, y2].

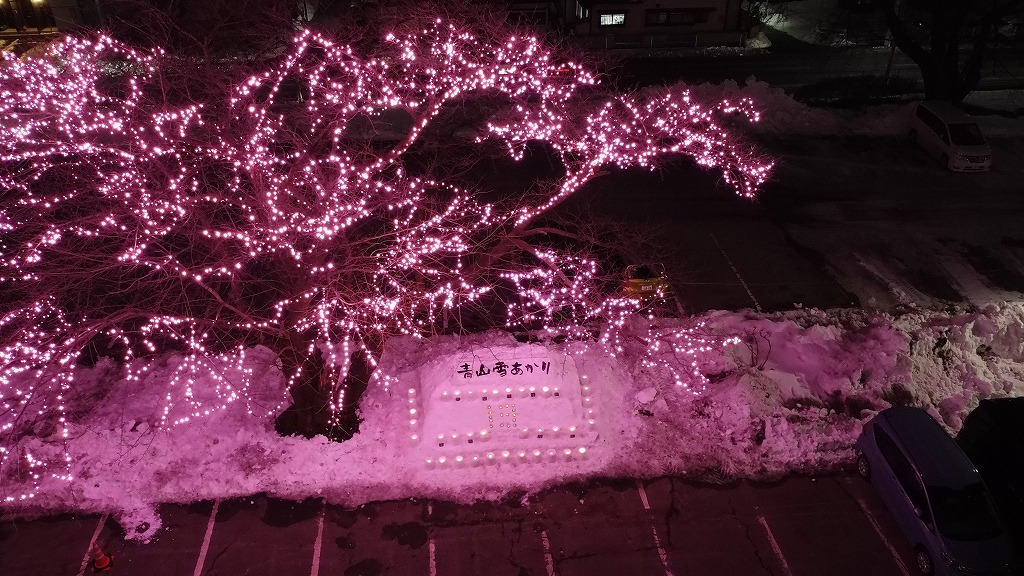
[[575, 1, 589, 20], [599, 13, 625, 26]]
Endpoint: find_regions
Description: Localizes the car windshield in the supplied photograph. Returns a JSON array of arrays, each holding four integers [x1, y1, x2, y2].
[[629, 265, 663, 280], [927, 483, 1003, 540], [947, 123, 986, 146]]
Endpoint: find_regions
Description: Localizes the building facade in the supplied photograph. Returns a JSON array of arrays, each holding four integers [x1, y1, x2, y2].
[[563, 0, 744, 49]]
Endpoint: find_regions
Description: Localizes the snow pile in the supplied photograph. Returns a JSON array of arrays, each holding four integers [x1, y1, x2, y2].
[[684, 80, 1024, 137], [3, 302, 1024, 541], [684, 79, 911, 136]]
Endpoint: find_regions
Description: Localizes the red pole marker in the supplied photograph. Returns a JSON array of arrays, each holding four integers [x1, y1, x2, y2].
[[90, 543, 114, 573]]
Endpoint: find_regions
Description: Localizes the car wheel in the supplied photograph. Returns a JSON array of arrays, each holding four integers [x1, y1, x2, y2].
[[915, 546, 934, 575], [856, 453, 871, 479]]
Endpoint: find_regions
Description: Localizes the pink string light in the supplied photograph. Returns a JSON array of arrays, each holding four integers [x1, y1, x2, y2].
[[0, 23, 771, 498]]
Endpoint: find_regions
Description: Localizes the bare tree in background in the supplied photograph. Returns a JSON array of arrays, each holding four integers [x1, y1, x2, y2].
[[874, 0, 1024, 101], [742, 0, 793, 38]]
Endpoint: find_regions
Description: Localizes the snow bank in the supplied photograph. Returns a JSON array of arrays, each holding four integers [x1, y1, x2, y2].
[[4, 302, 1024, 541], [681, 79, 1024, 137]]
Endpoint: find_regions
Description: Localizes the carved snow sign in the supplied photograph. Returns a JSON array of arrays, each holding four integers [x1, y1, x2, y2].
[[409, 343, 596, 468]]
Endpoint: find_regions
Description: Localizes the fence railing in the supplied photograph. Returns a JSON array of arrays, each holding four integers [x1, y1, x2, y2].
[[584, 31, 745, 50]]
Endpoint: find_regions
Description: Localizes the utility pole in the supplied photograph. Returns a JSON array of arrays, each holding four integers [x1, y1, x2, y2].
[[883, 0, 903, 86]]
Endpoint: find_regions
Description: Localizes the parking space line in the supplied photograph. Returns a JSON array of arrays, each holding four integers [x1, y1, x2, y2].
[[540, 528, 557, 576], [427, 502, 437, 576], [193, 499, 220, 576], [76, 513, 109, 576], [310, 502, 325, 576], [636, 479, 652, 510], [636, 480, 675, 576], [648, 524, 675, 576], [428, 538, 437, 576], [757, 515, 794, 576], [710, 233, 763, 312], [853, 497, 911, 576]]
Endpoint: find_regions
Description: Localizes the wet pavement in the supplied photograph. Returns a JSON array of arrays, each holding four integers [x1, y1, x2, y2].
[[1, 473, 928, 576]]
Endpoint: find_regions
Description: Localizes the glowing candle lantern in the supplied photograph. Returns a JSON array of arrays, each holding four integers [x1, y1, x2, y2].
[[411, 345, 603, 471]]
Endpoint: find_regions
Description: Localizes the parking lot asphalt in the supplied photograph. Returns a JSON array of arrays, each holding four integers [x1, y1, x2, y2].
[[1, 473, 937, 576]]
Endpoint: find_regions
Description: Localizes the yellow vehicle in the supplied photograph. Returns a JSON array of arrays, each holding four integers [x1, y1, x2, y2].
[[621, 263, 670, 300]]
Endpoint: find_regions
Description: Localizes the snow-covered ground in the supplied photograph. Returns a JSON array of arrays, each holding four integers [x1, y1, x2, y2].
[[4, 82, 1024, 541], [7, 304, 1024, 542], [760, 0, 886, 47]]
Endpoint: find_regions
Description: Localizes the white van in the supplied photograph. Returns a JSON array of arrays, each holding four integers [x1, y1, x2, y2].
[[909, 101, 992, 172]]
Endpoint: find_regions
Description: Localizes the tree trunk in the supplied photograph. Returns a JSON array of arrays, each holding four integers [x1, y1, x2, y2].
[[921, 62, 960, 102], [273, 343, 339, 439], [272, 333, 384, 441]]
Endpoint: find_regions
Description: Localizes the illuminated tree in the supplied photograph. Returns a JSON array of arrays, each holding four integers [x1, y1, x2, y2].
[[0, 21, 771, 495]]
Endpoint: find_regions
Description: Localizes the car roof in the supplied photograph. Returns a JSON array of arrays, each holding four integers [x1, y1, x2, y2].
[[881, 407, 980, 488], [919, 100, 977, 123]]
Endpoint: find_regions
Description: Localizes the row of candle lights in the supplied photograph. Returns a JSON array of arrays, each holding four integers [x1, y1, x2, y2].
[[407, 382, 596, 439], [437, 384, 560, 401], [409, 418, 598, 445], [424, 446, 589, 468]]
